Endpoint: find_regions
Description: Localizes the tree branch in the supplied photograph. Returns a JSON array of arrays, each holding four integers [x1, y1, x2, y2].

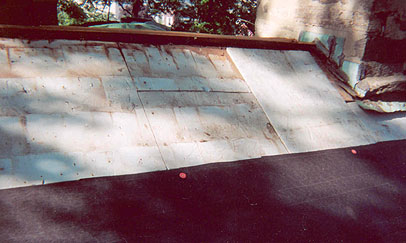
[[117, 1, 134, 17]]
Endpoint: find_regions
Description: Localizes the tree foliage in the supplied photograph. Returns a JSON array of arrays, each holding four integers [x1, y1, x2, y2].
[[166, 0, 257, 35], [57, 0, 257, 35], [58, 0, 87, 25], [58, 0, 117, 25]]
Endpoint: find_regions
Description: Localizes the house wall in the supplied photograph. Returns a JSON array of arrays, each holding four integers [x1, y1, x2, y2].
[[256, 0, 406, 96], [363, 0, 406, 77], [256, 0, 373, 62]]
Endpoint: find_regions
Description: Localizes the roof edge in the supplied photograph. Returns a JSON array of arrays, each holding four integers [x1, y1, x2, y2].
[[0, 25, 315, 50]]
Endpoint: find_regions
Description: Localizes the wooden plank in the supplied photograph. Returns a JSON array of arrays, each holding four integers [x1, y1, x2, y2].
[[227, 48, 377, 153], [139, 91, 287, 168], [0, 24, 315, 50]]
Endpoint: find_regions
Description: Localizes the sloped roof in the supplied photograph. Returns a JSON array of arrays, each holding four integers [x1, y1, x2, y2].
[[0, 26, 405, 190]]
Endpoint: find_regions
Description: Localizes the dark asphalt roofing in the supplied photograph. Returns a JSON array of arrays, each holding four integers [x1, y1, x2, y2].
[[1, 140, 406, 242]]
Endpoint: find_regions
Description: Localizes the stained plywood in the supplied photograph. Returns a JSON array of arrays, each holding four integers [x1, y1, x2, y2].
[[0, 39, 286, 189], [348, 102, 406, 142], [227, 48, 379, 152], [0, 40, 129, 78], [2, 37, 402, 190], [139, 91, 287, 168], [121, 44, 249, 92], [0, 77, 139, 115]]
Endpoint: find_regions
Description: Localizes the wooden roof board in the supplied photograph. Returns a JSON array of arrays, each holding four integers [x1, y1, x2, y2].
[[0, 24, 315, 50]]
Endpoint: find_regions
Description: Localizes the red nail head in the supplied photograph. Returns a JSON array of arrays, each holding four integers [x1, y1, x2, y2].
[[351, 149, 357, 155], [179, 172, 187, 179]]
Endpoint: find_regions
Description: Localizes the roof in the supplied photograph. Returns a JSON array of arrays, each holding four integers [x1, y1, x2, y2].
[[0, 25, 405, 190]]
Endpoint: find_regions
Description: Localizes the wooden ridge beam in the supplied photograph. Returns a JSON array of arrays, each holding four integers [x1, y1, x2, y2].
[[0, 24, 315, 50]]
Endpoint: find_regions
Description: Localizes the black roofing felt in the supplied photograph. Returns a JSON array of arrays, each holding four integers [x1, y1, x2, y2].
[[1, 140, 406, 242]]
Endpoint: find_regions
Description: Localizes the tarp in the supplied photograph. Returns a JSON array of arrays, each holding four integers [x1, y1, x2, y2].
[[89, 21, 170, 31]]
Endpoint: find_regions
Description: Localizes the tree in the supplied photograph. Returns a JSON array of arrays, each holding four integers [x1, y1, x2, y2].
[[57, 0, 257, 35], [58, 0, 115, 25], [58, 0, 87, 25], [146, 0, 257, 35]]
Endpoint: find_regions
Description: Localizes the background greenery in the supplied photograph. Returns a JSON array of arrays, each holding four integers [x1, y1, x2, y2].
[[57, 0, 257, 35]]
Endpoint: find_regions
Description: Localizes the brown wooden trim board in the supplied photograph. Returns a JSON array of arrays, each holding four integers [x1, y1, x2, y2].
[[0, 24, 315, 50]]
